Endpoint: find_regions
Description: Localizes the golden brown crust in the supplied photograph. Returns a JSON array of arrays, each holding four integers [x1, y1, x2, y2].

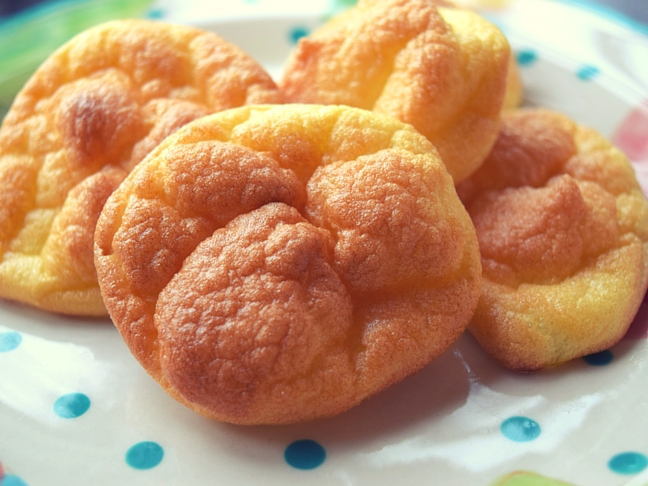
[[95, 104, 482, 424], [432, 0, 522, 109], [0, 20, 281, 315], [457, 109, 648, 371], [280, 0, 510, 183]]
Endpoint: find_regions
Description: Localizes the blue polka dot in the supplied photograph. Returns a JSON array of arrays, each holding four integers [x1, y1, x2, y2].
[[583, 350, 613, 366], [501, 416, 541, 442], [0, 331, 22, 352], [289, 26, 310, 44], [1, 474, 28, 486], [126, 441, 164, 470], [577, 65, 600, 81], [609, 452, 648, 475], [284, 439, 326, 470], [146, 8, 165, 19], [54, 393, 91, 419], [516, 50, 538, 66]]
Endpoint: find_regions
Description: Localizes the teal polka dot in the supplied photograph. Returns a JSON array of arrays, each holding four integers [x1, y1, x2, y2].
[[577, 65, 599, 81], [609, 452, 648, 475], [146, 8, 165, 19], [126, 442, 164, 470], [54, 393, 91, 419], [1, 474, 28, 486], [289, 26, 310, 44], [516, 50, 538, 66], [0, 331, 22, 352], [501, 416, 541, 442], [583, 350, 613, 366], [284, 440, 326, 470]]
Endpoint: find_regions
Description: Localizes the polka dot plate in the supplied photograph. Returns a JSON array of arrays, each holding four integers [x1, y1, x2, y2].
[[1, 1, 648, 485]]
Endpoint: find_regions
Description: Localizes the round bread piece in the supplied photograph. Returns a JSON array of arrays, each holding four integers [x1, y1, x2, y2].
[[431, 0, 523, 109], [94, 104, 482, 424], [0, 19, 281, 316], [279, 0, 510, 183], [457, 109, 648, 371]]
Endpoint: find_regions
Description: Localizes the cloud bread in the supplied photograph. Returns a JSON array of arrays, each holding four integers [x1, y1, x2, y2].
[[457, 109, 648, 371], [0, 19, 281, 316], [94, 104, 482, 424], [279, 0, 510, 183], [431, 0, 523, 109]]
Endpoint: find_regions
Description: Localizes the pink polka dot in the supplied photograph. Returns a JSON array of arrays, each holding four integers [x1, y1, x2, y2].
[[613, 100, 648, 197], [614, 100, 648, 160]]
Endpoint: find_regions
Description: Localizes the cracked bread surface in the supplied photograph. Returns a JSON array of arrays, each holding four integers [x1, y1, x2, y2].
[[0, 19, 281, 315], [94, 104, 482, 424], [280, 0, 510, 183], [458, 109, 648, 371]]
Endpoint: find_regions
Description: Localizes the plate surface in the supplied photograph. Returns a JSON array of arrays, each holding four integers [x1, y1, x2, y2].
[[2, 1, 648, 485]]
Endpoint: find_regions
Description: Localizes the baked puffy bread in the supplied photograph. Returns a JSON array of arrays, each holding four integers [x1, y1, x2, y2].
[[94, 104, 482, 424], [431, 0, 523, 109], [458, 109, 648, 371], [280, 0, 510, 183], [0, 20, 281, 316]]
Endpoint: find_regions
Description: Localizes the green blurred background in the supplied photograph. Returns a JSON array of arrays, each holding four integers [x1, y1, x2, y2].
[[0, 0, 154, 120]]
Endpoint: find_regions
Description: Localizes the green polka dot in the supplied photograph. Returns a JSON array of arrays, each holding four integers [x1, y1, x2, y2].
[[609, 452, 648, 475], [501, 416, 541, 442], [284, 440, 326, 470], [493, 471, 575, 485], [54, 393, 91, 418], [334, 0, 358, 9], [0, 331, 22, 352], [126, 441, 164, 470]]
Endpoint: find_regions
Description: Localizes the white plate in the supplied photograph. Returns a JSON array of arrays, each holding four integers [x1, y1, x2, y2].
[[2, 1, 648, 485]]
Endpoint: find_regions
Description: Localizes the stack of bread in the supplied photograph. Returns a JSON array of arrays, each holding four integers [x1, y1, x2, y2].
[[0, 0, 646, 424]]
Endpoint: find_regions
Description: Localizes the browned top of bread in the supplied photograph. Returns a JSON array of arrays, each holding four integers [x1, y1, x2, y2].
[[95, 104, 482, 424], [280, 0, 510, 182], [458, 109, 648, 371], [0, 19, 281, 315]]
